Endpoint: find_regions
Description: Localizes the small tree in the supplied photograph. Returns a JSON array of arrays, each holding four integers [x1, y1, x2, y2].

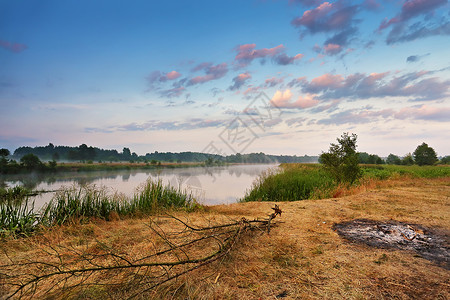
[[401, 153, 414, 165], [20, 154, 43, 170], [320, 132, 361, 184], [0, 148, 10, 173], [386, 154, 401, 165], [0, 148, 10, 157], [413, 142, 438, 166], [440, 156, 450, 164]]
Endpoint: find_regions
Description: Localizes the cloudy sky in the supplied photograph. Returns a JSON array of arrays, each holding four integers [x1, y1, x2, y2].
[[1, 0, 449, 157]]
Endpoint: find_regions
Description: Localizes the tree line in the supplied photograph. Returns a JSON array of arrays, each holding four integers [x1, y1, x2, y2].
[[0, 144, 320, 174], [8, 143, 319, 164], [357, 142, 446, 166], [320, 134, 448, 186]]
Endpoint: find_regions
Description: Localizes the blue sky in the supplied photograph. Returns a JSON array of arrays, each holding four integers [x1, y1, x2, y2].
[[1, 0, 449, 156]]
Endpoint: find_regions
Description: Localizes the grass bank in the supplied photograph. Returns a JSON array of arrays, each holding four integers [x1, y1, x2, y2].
[[1, 178, 448, 299], [0, 179, 197, 237], [241, 163, 450, 202]]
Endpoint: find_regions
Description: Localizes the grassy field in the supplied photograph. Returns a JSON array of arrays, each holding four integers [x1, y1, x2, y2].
[[0, 176, 449, 299], [241, 163, 450, 202], [1, 164, 449, 298]]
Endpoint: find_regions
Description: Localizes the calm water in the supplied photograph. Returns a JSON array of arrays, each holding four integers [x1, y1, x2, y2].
[[1, 164, 277, 209]]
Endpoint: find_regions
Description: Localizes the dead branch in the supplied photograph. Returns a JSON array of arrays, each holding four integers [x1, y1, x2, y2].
[[0, 206, 282, 299]]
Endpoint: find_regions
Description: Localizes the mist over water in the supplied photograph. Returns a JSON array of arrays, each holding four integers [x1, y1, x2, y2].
[[1, 164, 278, 209]]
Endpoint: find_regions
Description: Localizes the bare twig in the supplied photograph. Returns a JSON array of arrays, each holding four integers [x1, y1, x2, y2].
[[1, 206, 282, 299]]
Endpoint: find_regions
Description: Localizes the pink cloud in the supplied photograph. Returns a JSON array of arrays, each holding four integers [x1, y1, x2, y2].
[[191, 62, 213, 72], [243, 86, 261, 96], [234, 43, 304, 67], [166, 71, 181, 80], [264, 77, 284, 88], [401, 0, 447, 20], [300, 70, 449, 100], [293, 2, 334, 28], [148, 70, 182, 84], [323, 43, 342, 55], [188, 63, 228, 85], [292, 1, 358, 34], [293, 95, 320, 108], [0, 40, 28, 53], [229, 72, 251, 90], [318, 108, 394, 125], [394, 105, 450, 122], [271, 89, 319, 109], [273, 53, 304, 65], [271, 89, 293, 103], [378, 0, 447, 32], [234, 43, 285, 66], [310, 73, 344, 89]]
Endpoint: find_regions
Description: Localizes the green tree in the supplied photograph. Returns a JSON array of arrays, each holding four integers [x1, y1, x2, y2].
[[440, 156, 450, 164], [0, 148, 10, 173], [401, 153, 414, 165], [122, 147, 131, 160], [20, 154, 43, 169], [0, 148, 10, 157], [413, 142, 438, 166], [386, 154, 401, 165], [320, 132, 362, 184]]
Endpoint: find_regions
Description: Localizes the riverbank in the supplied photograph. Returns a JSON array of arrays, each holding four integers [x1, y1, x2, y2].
[[1, 176, 448, 299]]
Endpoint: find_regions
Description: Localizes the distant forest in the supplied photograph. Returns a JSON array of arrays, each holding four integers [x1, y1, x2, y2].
[[10, 143, 319, 164]]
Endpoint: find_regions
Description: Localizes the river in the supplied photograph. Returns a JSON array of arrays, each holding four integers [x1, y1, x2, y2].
[[1, 164, 278, 209]]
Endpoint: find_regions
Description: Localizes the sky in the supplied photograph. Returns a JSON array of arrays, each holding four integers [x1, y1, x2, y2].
[[1, 0, 449, 157]]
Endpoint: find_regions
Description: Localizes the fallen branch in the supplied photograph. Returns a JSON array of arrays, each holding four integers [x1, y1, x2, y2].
[[0, 206, 282, 299]]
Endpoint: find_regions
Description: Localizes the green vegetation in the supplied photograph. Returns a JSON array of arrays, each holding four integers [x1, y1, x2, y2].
[[242, 164, 334, 202], [0, 199, 38, 237], [1, 180, 197, 237], [1, 152, 58, 174], [358, 152, 385, 164], [242, 163, 450, 203], [413, 142, 438, 166], [320, 132, 362, 184], [0, 186, 38, 236], [10, 143, 318, 165], [369, 164, 450, 178], [0, 186, 31, 204]]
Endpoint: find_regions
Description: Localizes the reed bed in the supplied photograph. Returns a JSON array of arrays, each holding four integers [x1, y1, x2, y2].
[[241, 164, 335, 202], [0, 198, 38, 237], [0, 186, 30, 204], [0, 179, 196, 237], [42, 179, 196, 225]]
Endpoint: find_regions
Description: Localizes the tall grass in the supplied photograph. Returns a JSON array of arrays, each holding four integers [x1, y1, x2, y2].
[[0, 198, 38, 237], [1, 179, 196, 237], [0, 186, 30, 204], [41, 179, 196, 226], [241, 163, 450, 203], [241, 164, 335, 202]]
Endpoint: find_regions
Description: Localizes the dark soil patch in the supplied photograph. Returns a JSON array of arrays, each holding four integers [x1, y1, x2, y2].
[[333, 219, 450, 269]]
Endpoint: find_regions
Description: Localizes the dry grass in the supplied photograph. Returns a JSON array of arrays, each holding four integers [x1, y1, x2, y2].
[[1, 177, 449, 299]]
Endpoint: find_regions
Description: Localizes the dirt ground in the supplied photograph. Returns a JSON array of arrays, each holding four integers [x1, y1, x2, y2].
[[1, 177, 449, 299]]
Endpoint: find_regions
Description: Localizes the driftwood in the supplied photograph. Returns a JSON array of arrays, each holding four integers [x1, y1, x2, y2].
[[0, 206, 282, 299]]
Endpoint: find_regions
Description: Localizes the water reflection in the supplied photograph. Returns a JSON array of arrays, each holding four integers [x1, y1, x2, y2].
[[0, 164, 277, 207]]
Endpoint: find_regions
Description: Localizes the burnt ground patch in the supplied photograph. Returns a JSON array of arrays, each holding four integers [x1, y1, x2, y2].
[[333, 219, 450, 269]]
